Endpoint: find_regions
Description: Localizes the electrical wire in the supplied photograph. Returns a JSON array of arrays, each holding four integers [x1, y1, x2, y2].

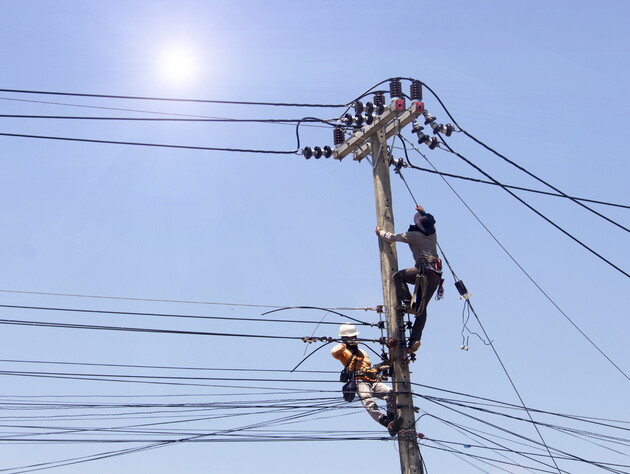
[[0, 303, 371, 327], [0, 88, 347, 108], [0, 358, 337, 375], [421, 395, 620, 473], [0, 289, 377, 313], [392, 157, 630, 210], [0, 317, 325, 340], [415, 80, 630, 234], [261, 305, 370, 325], [437, 137, 630, 278], [392, 164, 562, 473], [0, 97, 331, 130], [0, 114, 335, 124], [0, 403, 355, 473], [0, 132, 298, 155], [399, 135, 630, 381]]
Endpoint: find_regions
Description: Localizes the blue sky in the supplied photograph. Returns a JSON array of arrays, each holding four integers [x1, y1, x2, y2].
[[0, 1, 629, 473]]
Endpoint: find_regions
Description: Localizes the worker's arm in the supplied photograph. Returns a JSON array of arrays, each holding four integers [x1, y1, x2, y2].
[[375, 225, 409, 243], [331, 343, 350, 364]]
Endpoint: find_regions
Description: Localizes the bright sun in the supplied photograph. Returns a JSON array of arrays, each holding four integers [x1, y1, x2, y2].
[[158, 45, 199, 85]]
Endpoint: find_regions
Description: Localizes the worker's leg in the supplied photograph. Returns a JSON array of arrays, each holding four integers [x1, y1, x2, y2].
[[393, 267, 419, 304], [409, 270, 442, 343], [356, 380, 387, 423], [372, 381, 395, 418]]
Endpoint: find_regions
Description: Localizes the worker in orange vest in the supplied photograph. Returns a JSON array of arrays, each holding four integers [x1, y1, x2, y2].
[[331, 323, 402, 436]]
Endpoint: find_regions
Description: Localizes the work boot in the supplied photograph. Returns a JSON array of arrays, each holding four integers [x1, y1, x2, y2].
[[407, 339, 421, 354], [379, 415, 392, 428], [387, 417, 403, 437]]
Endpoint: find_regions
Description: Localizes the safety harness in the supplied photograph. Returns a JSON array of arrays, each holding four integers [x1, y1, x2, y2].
[[410, 256, 444, 314]]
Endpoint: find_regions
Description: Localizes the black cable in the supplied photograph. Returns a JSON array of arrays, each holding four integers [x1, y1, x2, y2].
[[291, 341, 335, 372], [439, 137, 630, 280], [0, 288, 377, 312], [294, 116, 336, 150], [413, 390, 630, 432], [0, 97, 331, 130], [0, 369, 343, 390], [0, 370, 338, 384], [9, 358, 627, 430], [1, 411, 365, 473], [426, 438, 547, 474], [0, 303, 370, 327], [422, 394, 619, 473], [0, 358, 337, 375], [396, 139, 580, 471], [422, 410, 534, 474], [460, 300, 562, 471], [0, 317, 313, 340], [426, 438, 630, 472], [401, 135, 630, 381], [415, 80, 630, 234], [423, 442, 572, 474], [261, 306, 370, 325], [0, 114, 334, 124], [420, 395, 630, 444], [391, 154, 562, 471], [422, 404, 565, 473], [0, 88, 347, 108], [397, 158, 630, 210], [0, 132, 298, 155]]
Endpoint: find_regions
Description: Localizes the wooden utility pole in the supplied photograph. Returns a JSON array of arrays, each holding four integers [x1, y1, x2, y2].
[[334, 97, 425, 474], [372, 130, 424, 474]]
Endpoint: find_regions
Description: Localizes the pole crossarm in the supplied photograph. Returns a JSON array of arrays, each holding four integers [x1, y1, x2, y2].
[[333, 100, 424, 162]]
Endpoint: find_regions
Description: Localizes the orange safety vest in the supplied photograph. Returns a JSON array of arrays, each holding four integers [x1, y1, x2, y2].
[[331, 344, 379, 381]]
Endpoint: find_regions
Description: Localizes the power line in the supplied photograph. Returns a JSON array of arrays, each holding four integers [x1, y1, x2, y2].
[[0, 303, 371, 327], [0, 131, 298, 155], [419, 395, 630, 443], [0, 97, 332, 129], [393, 163, 562, 473], [425, 439, 630, 471], [0, 404, 354, 473], [415, 80, 630, 234], [0, 114, 336, 125], [395, 157, 630, 210], [0, 358, 337, 375], [439, 137, 630, 280], [0, 288, 286, 307], [0, 88, 347, 108], [0, 370, 338, 384], [0, 289, 377, 313], [421, 397, 615, 473], [399, 135, 630, 382], [0, 316, 369, 342], [410, 384, 630, 430]]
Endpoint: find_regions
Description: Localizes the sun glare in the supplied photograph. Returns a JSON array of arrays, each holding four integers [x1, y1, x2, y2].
[[158, 45, 199, 85]]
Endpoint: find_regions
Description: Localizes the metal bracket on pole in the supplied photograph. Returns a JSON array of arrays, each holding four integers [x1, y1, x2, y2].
[[333, 101, 425, 162]]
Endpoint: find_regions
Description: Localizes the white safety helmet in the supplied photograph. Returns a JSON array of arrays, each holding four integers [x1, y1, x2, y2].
[[339, 323, 359, 338]]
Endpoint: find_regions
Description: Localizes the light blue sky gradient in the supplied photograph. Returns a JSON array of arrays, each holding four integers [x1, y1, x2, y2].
[[0, 1, 628, 473]]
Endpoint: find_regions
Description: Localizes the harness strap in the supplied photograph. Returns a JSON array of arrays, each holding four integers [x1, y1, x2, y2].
[[412, 271, 428, 315], [345, 353, 357, 373]]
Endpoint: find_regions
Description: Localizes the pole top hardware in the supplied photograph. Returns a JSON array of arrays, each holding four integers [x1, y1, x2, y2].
[[333, 100, 424, 162]]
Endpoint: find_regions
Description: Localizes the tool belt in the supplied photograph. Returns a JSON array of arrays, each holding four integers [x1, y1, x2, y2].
[[355, 369, 380, 381], [416, 255, 442, 274]]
